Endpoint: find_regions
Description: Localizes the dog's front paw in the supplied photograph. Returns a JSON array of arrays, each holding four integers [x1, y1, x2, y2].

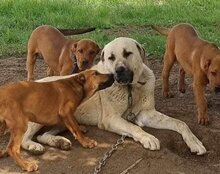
[[54, 136, 72, 150], [22, 161, 39, 172], [184, 134, 207, 155], [140, 135, 160, 150], [198, 115, 209, 125], [22, 140, 45, 155], [37, 135, 72, 151], [79, 137, 97, 148]]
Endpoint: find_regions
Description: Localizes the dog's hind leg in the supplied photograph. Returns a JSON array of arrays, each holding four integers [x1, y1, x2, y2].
[[178, 65, 186, 93], [7, 119, 38, 171], [162, 50, 176, 98]]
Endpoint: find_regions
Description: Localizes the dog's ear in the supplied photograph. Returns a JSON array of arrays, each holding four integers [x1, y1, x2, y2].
[[77, 74, 86, 84], [96, 44, 101, 54], [200, 43, 217, 73], [201, 57, 211, 73], [135, 42, 146, 60], [71, 42, 78, 53]]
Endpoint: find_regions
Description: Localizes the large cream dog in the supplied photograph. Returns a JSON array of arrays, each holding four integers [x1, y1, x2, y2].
[[22, 37, 206, 155]]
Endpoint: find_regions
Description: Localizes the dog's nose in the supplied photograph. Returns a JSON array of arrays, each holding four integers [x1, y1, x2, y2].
[[114, 66, 133, 85], [82, 60, 89, 66], [116, 66, 125, 74]]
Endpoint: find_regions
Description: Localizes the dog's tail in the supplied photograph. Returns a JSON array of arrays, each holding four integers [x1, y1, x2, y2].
[[57, 27, 96, 36], [0, 121, 6, 136], [151, 25, 170, 36]]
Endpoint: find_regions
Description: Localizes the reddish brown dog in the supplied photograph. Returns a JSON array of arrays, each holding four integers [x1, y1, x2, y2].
[[26, 25, 100, 81], [0, 70, 114, 171], [152, 23, 220, 125]]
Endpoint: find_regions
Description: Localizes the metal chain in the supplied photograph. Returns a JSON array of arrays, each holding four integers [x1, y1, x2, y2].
[[94, 135, 126, 174], [93, 85, 136, 174], [126, 84, 136, 123]]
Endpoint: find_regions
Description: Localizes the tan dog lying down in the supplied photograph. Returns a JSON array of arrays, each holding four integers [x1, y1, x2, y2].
[[152, 23, 220, 125], [26, 25, 100, 81], [0, 70, 114, 172]]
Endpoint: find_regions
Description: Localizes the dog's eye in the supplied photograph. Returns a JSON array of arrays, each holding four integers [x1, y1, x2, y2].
[[78, 49, 83, 53], [90, 51, 95, 56], [211, 71, 217, 76], [108, 56, 115, 61], [124, 51, 133, 58], [123, 49, 133, 59]]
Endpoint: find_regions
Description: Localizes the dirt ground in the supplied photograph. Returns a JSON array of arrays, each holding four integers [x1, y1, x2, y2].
[[0, 57, 220, 174]]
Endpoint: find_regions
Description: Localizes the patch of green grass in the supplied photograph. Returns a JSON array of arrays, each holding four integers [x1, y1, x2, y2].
[[0, 0, 220, 58]]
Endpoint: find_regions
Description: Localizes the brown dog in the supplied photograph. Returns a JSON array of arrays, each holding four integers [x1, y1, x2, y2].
[[26, 25, 100, 81], [0, 70, 114, 171], [152, 23, 220, 125]]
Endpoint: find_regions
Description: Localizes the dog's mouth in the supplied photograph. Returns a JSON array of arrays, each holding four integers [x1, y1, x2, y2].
[[114, 68, 134, 85], [78, 64, 91, 71], [78, 59, 92, 71], [98, 74, 114, 90]]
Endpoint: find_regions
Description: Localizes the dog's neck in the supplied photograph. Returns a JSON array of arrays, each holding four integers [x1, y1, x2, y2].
[[67, 76, 97, 102], [64, 76, 85, 100]]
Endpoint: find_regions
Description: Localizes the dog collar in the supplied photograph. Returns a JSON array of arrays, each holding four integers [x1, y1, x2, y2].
[[72, 55, 79, 74]]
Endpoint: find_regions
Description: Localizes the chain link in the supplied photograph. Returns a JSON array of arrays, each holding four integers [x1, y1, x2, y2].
[[94, 135, 126, 174]]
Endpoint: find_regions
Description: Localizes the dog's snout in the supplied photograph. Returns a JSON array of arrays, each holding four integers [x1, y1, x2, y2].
[[116, 66, 125, 74], [114, 66, 133, 85], [82, 60, 89, 66]]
